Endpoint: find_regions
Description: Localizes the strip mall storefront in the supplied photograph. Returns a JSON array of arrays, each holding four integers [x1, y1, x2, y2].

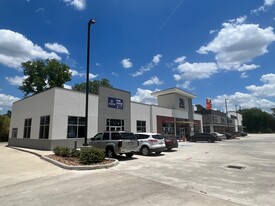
[[9, 87, 202, 150]]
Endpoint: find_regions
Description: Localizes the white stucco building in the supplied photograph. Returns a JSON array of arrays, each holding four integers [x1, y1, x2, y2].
[[8, 86, 202, 150]]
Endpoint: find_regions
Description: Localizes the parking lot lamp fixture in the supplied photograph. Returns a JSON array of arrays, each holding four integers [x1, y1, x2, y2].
[[84, 19, 96, 146]]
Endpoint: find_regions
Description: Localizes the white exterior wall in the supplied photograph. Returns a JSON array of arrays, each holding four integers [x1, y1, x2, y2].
[[51, 88, 99, 140], [9, 89, 55, 139], [131, 102, 151, 133]]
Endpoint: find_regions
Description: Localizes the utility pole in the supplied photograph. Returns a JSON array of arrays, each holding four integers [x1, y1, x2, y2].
[[225, 99, 229, 132], [235, 105, 239, 132]]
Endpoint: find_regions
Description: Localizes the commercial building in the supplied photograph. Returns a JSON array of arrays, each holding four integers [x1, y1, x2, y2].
[[195, 105, 243, 133], [8, 86, 202, 150]]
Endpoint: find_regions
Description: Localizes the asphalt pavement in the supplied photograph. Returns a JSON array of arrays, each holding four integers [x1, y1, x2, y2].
[[0, 134, 274, 206]]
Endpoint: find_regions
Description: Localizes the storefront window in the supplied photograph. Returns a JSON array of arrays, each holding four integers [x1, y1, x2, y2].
[[162, 122, 175, 135], [23, 118, 32, 138], [12, 128, 18, 138], [39, 116, 50, 139], [137, 120, 146, 132], [67, 116, 85, 138]]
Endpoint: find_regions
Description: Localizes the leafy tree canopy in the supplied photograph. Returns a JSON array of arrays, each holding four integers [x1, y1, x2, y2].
[[19, 59, 71, 96], [72, 78, 113, 94], [240, 108, 275, 133]]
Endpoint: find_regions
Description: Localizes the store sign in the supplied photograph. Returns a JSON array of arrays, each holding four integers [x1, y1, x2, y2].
[[108, 97, 123, 109]]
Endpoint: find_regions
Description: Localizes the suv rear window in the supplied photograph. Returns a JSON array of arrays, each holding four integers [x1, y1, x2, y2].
[[135, 134, 149, 139], [152, 135, 164, 139], [111, 132, 137, 140]]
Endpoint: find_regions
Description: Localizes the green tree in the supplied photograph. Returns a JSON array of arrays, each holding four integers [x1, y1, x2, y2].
[[0, 115, 10, 142], [19, 59, 71, 96], [72, 78, 113, 94], [241, 108, 275, 133]]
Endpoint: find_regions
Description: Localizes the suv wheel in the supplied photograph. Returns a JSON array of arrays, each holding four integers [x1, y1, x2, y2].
[[141, 146, 150, 156], [106, 147, 115, 158]]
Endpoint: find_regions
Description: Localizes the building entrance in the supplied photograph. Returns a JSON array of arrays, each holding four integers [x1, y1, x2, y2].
[[106, 119, 124, 131]]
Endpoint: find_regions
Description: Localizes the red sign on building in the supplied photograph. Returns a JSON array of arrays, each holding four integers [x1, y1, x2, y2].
[[206, 98, 212, 110]]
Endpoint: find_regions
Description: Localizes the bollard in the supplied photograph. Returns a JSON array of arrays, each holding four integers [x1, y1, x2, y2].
[[74, 140, 77, 150]]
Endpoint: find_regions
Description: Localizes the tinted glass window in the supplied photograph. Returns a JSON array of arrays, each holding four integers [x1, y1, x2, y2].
[[136, 134, 149, 139], [103, 133, 109, 140], [152, 135, 163, 139], [120, 133, 136, 140], [93, 133, 102, 141], [111, 133, 121, 140]]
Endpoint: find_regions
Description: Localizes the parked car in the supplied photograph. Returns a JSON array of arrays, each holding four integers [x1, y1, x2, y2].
[[220, 132, 232, 139], [135, 133, 166, 156], [210, 132, 226, 141], [188, 133, 216, 143], [163, 135, 178, 151], [89, 131, 139, 158]]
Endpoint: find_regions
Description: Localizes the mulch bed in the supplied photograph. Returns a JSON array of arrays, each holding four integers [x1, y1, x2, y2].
[[46, 154, 115, 166]]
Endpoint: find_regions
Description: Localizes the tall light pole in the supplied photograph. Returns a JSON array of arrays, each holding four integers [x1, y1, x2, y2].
[[235, 105, 239, 132], [84, 19, 96, 146], [225, 99, 229, 132]]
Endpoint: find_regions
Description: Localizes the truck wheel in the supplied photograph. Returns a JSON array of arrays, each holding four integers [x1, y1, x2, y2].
[[106, 148, 115, 158], [125, 153, 134, 158]]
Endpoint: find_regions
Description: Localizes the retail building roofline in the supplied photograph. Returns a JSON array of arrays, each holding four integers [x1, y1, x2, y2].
[[151, 87, 196, 99]]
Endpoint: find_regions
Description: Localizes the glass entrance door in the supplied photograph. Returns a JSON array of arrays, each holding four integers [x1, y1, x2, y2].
[[106, 119, 124, 131]]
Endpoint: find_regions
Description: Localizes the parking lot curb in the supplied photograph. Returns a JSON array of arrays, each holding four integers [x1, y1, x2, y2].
[[41, 155, 119, 170], [7, 145, 119, 170]]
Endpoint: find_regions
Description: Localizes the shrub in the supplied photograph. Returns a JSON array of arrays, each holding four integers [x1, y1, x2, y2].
[[80, 147, 105, 165], [53, 146, 71, 157], [53, 146, 62, 156], [70, 148, 80, 158]]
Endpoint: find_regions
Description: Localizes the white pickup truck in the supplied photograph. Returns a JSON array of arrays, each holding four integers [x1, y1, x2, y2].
[[89, 131, 139, 158]]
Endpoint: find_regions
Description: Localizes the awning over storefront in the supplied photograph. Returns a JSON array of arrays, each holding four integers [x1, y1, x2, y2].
[[164, 120, 194, 124]]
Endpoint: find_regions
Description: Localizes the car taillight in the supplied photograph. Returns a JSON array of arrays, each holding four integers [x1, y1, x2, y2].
[[149, 139, 158, 143], [166, 139, 173, 143], [118, 140, 122, 148]]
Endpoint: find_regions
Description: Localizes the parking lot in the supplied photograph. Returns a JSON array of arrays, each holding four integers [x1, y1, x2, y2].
[[0, 134, 275, 206]]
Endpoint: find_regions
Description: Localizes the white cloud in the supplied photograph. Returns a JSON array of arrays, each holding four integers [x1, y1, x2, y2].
[[70, 69, 98, 79], [251, 0, 275, 14], [121, 58, 133, 69], [212, 92, 275, 113], [264, 0, 275, 6], [89, 73, 98, 79], [63, 0, 86, 10], [0, 93, 20, 108], [173, 62, 218, 81], [246, 73, 275, 97], [70, 69, 85, 77], [45, 42, 70, 55], [143, 76, 163, 86], [64, 84, 72, 90], [132, 54, 162, 77], [237, 64, 260, 72], [174, 56, 186, 64], [5, 76, 27, 86], [240, 72, 248, 79], [131, 88, 158, 105], [176, 81, 195, 91], [152, 54, 162, 64], [0, 29, 60, 69], [197, 17, 275, 71], [212, 73, 275, 112]]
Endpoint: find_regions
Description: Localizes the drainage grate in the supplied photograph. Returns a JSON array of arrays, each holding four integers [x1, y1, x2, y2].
[[227, 165, 245, 170]]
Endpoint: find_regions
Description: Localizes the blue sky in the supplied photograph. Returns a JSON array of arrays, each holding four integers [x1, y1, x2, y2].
[[1, 0, 275, 114]]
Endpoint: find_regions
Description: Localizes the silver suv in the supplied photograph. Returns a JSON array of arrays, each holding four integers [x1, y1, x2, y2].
[[135, 133, 166, 156], [89, 131, 139, 158]]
